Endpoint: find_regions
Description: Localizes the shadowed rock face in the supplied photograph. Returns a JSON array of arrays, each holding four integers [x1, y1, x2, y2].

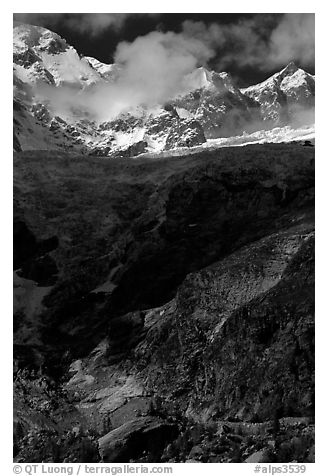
[[13, 143, 314, 462], [108, 147, 314, 315], [209, 236, 314, 421], [106, 311, 146, 362], [13, 219, 58, 281], [14, 131, 22, 152], [133, 230, 314, 423], [13, 220, 38, 269], [13, 144, 314, 365]]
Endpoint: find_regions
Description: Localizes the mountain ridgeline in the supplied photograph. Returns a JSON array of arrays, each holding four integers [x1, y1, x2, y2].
[[13, 22, 315, 157]]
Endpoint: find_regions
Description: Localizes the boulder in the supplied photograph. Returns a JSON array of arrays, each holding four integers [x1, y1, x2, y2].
[[188, 445, 204, 460], [244, 449, 272, 463], [98, 416, 178, 462]]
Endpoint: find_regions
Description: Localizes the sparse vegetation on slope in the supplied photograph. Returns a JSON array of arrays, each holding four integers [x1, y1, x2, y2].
[[14, 143, 314, 462]]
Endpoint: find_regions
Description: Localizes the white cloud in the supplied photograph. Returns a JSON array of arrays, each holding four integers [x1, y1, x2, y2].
[[26, 14, 315, 121], [182, 14, 315, 70], [33, 29, 215, 121], [267, 14, 315, 68]]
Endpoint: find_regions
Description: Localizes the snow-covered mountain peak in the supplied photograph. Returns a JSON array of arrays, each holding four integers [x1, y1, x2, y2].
[[13, 23, 315, 157], [280, 68, 314, 91], [13, 22, 69, 55], [242, 62, 313, 97], [274, 62, 315, 91], [278, 61, 299, 76], [83, 57, 121, 81], [13, 22, 103, 89], [241, 62, 315, 124], [182, 67, 239, 97], [183, 66, 214, 90]]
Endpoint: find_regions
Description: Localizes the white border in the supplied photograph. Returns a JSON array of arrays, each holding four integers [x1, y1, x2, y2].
[[2, 2, 326, 473]]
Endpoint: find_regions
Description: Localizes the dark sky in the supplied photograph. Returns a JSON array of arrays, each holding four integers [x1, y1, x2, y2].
[[13, 13, 315, 87], [55, 14, 257, 62]]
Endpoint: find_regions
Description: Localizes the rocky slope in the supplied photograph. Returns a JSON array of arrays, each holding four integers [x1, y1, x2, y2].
[[13, 23, 315, 157], [13, 143, 314, 462], [170, 68, 262, 138]]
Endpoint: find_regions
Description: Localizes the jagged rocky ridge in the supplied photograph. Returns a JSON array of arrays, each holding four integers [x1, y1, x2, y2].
[[13, 23, 315, 157], [14, 143, 314, 462]]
